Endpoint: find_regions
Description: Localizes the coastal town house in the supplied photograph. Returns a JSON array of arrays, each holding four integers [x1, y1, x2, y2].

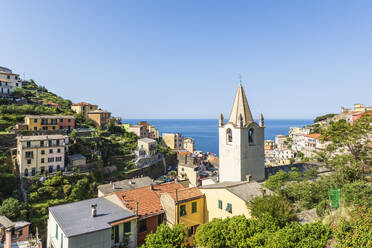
[[71, 102, 98, 116], [138, 121, 160, 139], [127, 125, 148, 138], [177, 152, 200, 187], [137, 138, 157, 157], [17, 135, 68, 178], [0, 216, 32, 248], [97, 177, 153, 197], [105, 182, 184, 245], [24, 115, 75, 131], [88, 110, 111, 127], [0, 66, 22, 97], [183, 138, 195, 153], [199, 181, 273, 222], [218, 84, 265, 182], [162, 133, 184, 150], [47, 198, 137, 248], [159, 187, 205, 239]]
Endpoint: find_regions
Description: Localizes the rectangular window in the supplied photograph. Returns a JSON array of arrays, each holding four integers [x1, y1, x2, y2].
[[56, 157, 62, 162], [31, 168, 36, 176], [48, 140, 52, 146], [157, 214, 164, 225], [49, 166, 53, 173], [41, 158, 44, 163], [34, 118, 37, 123], [114, 225, 119, 243], [56, 140, 60, 146], [226, 203, 232, 213], [34, 127, 37, 131], [68, 119, 71, 123], [60, 118, 64, 123], [57, 148, 61, 153], [180, 204, 186, 216], [48, 158, 54, 162], [27, 159, 31, 165], [41, 150, 45, 155], [26, 141, 31, 147], [218, 200, 222, 209], [139, 219, 147, 233], [40, 141, 44, 147], [49, 149, 53, 154], [56, 224, 58, 239], [188, 226, 193, 237], [124, 222, 131, 233], [192, 202, 197, 213]]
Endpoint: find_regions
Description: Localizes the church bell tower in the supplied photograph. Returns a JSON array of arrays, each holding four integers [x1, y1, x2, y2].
[[218, 84, 265, 182]]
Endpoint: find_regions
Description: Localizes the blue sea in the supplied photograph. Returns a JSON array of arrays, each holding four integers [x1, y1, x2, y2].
[[125, 119, 312, 155]]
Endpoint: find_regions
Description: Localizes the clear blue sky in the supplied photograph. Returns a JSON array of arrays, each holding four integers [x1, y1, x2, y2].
[[1, 0, 372, 119]]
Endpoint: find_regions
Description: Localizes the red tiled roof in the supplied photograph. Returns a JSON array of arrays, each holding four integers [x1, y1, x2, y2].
[[115, 182, 184, 218], [166, 187, 204, 202], [178, 151, 192, 155], [305, 133, 322, 139], [72, 102, 95, 106], [45, 102, 61, 106]]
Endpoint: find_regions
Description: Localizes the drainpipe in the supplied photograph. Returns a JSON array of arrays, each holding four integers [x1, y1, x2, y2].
[[175, 189, 178, 224]]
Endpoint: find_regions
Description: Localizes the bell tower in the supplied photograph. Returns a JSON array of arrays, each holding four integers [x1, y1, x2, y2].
[[218, 84, 265, 182]]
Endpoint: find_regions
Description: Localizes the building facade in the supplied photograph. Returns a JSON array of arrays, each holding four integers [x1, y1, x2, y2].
[[0, 66, 22, 96], [199, 181, 273, 222], [88, 110, 111, 127], [71, 102, 98, 116], [218, 85, 265, 182], [128, 125, 148, 138], [17, 135, 69, 177], [162, 133, 184, 150], [183, 138, 195, 153], [137, 138, 157, 156], [47, 198, 137, 248], [25, 115, 75, 131]]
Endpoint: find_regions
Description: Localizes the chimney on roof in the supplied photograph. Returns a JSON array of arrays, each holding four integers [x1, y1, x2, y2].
[[91, 204, 97, 217], [112, 183, 116, 190], [150, 184, 154, 190], [175, 178, 178, 184], [175, 188, 178, 202], [246, 174, 252, 182], [135, 202, 139, 216]]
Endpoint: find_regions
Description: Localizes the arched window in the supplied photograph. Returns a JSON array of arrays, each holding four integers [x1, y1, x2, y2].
[[24, 169, 28, 177], [226, 129, 232, 143], [248, 128, 254, 144]]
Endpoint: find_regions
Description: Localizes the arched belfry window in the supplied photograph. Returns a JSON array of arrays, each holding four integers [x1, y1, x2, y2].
[[226, 128, 232, 143], [248, 128, 254, 144]]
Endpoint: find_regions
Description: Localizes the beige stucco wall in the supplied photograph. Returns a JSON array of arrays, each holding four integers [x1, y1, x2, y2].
[[199, 188, 251, 222], [178, 165, 199, 187], [183, 138, 194, 153]]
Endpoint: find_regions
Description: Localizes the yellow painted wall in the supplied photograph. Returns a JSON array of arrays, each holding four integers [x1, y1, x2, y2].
[[176, 197, 205, 228], [199, 188, 251, 222], [162, 133, 176, 149]]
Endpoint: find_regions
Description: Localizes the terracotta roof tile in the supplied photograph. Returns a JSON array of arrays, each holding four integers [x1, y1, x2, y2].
[[166, 187, 204, 202], [305, 133, 322, 139], [115, 182, 184, 218], [72, 102, 96, 106]]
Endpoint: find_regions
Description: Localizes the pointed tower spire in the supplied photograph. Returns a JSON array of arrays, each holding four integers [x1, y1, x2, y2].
[[228, 84, 254, 126]]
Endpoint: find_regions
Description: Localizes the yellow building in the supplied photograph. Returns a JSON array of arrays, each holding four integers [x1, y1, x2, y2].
[[24, 115, 75, 131], [87, 110, 111, 127], [199, 181, 273, 222], [16, 134, 69, 178], [162, 133, 183, 150], [160, 187, 204, 238], [71, 102, 98, 116]]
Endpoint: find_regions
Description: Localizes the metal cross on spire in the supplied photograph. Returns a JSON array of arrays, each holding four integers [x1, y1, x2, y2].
[[238, 74, 243, 84]]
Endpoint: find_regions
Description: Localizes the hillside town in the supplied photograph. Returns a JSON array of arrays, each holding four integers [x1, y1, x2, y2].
[[0, 66, 371, 248]]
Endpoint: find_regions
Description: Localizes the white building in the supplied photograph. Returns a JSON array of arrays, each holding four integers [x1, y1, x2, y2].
[[47, 198, 137, 248], [275, 148, 295, 159], [275, 134, 287, 148], [218, 85, 265, 182], [0, 66, 22, 96]]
